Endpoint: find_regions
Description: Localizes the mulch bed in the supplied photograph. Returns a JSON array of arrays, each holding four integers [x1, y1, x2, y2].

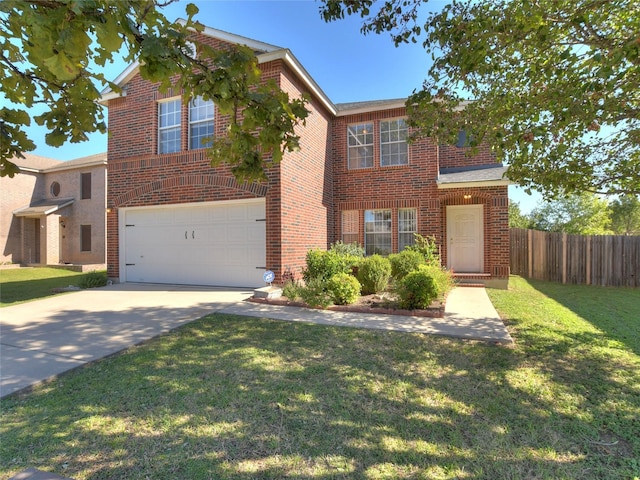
[[248, 293, 446, 318]]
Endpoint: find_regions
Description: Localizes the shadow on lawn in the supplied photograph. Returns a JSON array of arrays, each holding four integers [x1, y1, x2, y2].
[[2, 313, 639, 479], [527, 279, 640, 357]]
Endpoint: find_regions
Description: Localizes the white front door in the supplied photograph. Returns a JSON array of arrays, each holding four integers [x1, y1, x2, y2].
[[447, 205, 484, 273]]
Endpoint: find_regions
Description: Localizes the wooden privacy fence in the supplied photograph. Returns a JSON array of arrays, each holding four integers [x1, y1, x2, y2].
[[510, 229, 640, 287]]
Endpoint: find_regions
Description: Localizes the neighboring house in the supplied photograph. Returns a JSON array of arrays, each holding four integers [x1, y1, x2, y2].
[[100, 24, 510, 289], [1, 153, 107, 268]]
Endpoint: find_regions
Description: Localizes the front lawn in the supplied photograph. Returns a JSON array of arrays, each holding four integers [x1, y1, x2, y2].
[[0, 267, 100, 306], [1, 276, 638, 479]]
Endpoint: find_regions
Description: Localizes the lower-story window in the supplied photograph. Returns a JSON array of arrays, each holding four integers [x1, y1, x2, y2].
[[80, 224, 92, 252], [364, 209, 392, 255], [342, 210, 359, 245], [398, 208, 417, 251]]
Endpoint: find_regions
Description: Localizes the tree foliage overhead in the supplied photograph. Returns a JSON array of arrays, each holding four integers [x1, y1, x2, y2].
[[529, 192, 612, 234], [0, 0, 308, 181], [321, 0, 640, 196], [610, 195, 640, 235]]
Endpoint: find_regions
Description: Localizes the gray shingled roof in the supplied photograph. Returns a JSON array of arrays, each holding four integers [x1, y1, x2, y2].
[[335, 98, 406, 113], [438, 164, 511, 187], [13, 198, 75, 217]]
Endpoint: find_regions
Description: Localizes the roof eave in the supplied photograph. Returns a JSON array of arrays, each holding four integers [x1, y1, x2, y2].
[[337, 100, 407, 116], [258, 49, 337, 115], [436, 179, 513, 189]]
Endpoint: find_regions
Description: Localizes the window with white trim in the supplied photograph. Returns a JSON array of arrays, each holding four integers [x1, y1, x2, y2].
[[189, 96, 214, 149], [342, 210, 359, 245], [158, 98, 181, 154], [348, 123, 374, 169], [398, 208, 417, 251], [364, 209, 392, 255], [380, 118, 408, 166]]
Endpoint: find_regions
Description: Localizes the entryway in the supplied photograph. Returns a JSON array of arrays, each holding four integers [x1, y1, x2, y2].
[[446, 204, 484, 273]]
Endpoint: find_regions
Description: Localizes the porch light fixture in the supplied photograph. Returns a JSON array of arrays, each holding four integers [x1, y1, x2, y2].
[[106, 207, 113, 214], [463, 194, 472, 200]]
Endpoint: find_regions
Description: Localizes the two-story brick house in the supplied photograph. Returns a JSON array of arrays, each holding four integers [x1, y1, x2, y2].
[[1, 153, 107, 268], [100, 24, 510, 289]]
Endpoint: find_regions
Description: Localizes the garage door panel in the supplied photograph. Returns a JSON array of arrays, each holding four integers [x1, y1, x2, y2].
[[122, 200, 266, 287]]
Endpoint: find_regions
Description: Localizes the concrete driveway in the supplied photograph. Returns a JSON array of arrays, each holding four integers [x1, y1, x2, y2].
[[1, 283, 512, 398], [0, 283, 253, 398]]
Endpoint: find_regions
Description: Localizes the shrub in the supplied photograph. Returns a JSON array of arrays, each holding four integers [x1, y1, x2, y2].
[[389, 249, 425, 280], [421, 264, 455, 295], [302, 249, 352, 283], [395, 265, 455, 310], [282, 280, 302, 301], [79, 270, 107, 289], [356, 255, 391, 295], [298, 278, 332, 309], [327, 272, 361, 305], [407, 234, 441, 266], [329, 241, 365, 258], [395, 269, 439, 310]]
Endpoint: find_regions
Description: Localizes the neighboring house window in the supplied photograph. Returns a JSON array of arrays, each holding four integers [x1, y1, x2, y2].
[[398, 208, 417, 251], [80, 225, 92, 252], [364, 209, 392, 256], [189, 96, 214, 149], [342, 210, 359, 245], [50, 181, 61, 197], [81, 173, 91, 199], [348, 123, 374, 169], [158, 98, 181, 154], [380, 118, 408, 166]]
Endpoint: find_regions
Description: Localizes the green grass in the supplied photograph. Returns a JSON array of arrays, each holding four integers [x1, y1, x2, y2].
[[1, 276, 639, 479], [0, 267, 99, 306]]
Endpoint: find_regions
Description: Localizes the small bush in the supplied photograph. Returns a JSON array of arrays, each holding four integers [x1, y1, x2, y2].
[[395, 265, 455, 310], [356, 255, 391, 295], [421, 264, 455, 295], [79, 270, 107, 289], [407, 234, 441, 266], [329, 241, 365, 258], [282, 280, 302, 301], [327, 272, 361, 305], [389, 249, 425, 280], [302, 249, 352, 283], [396, 269, 439, 310], [298, 278, 332, 309]]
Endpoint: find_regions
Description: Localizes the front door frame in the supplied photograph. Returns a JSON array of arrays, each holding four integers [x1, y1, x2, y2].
[[446, 204, 484, 273]]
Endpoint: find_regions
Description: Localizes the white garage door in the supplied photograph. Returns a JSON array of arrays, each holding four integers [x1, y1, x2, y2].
[[120, 199, 266, 287]]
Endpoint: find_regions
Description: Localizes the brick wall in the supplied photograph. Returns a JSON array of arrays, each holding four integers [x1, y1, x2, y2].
[[105, 33, 334, 283], [0, 171, 38, 263], [331, 107, 443, 251], [331, 106, 509, 284]]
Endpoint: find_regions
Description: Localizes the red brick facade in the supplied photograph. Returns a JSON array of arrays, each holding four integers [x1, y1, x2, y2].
[[103, 27, 510, 289]]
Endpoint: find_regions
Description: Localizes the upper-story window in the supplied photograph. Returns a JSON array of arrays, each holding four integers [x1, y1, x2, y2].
[[81, 173, 91, 199], [348, 123, 374, 169], [158, 98, 181, 154], [380, 118, 408, 166], [189, 96, 214, 150]]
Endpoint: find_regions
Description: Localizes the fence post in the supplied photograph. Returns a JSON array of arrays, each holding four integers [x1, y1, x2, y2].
[[586, 236, 591, 285], [562, 233, 567, 284], [528, 229, 533, 279]]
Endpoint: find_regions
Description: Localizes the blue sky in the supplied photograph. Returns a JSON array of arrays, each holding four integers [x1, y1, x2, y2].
[[16, 0, 541, 211]]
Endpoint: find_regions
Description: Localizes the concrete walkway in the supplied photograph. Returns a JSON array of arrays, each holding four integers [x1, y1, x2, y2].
[[0, 284, 511, 398]]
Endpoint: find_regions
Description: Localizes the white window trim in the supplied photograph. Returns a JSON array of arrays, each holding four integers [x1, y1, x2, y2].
[[347, 122, 374, 169], [188, 97, 215, 150], [380, 117, 409, 167], [158, 97, 182, 154], [398, 208, 417, 251], [364, 209, 392, 256]]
